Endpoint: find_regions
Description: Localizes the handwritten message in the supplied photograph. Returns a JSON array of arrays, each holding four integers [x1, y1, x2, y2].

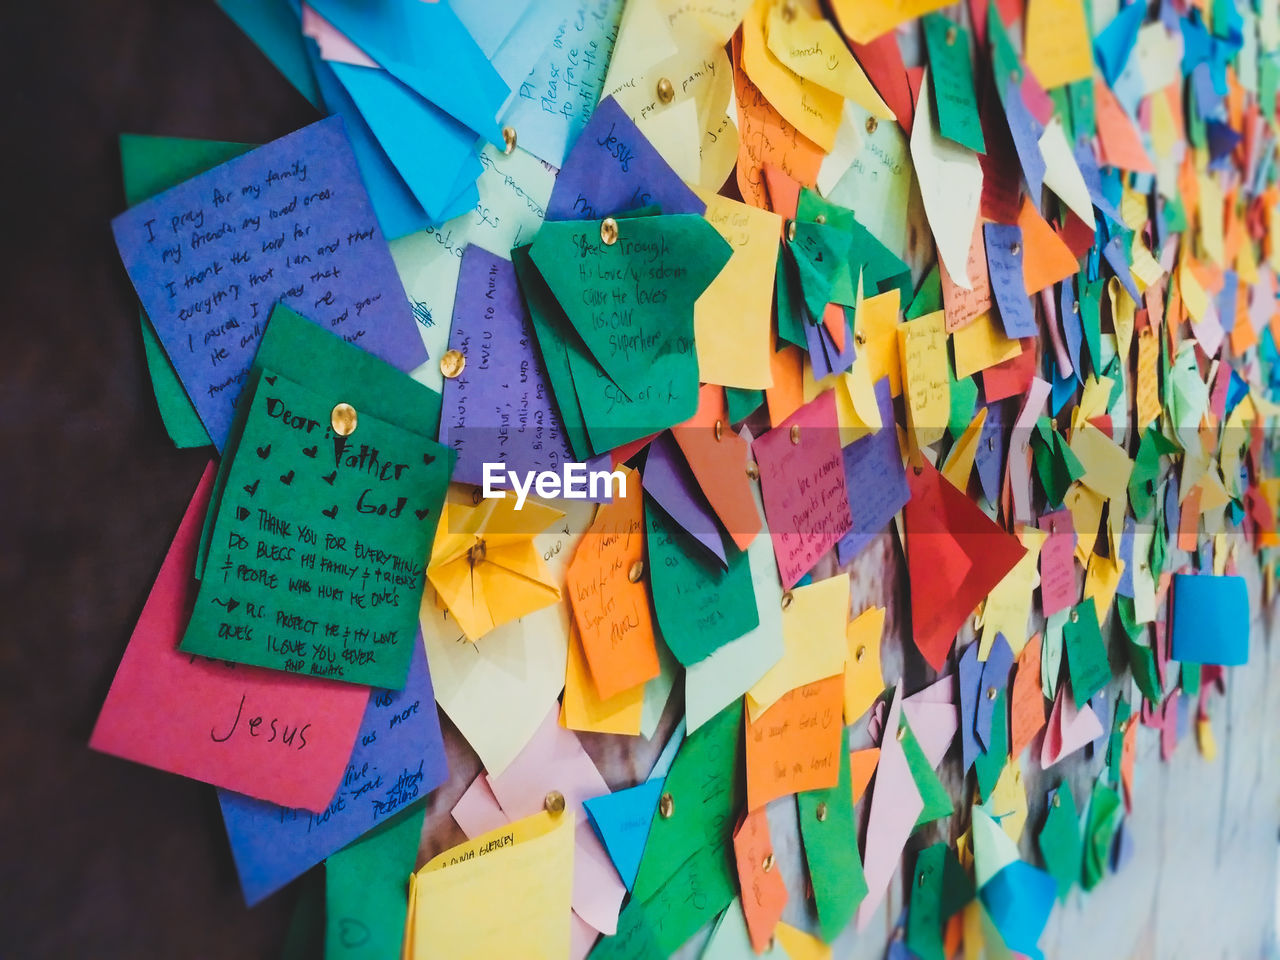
[[111, 117, 425, 449], [181, 371, 450, 689], [985, 222, 1037, 338], [745, 674, 844, 810], [218, 638, 447, 905], [753, 390, 853, 589]]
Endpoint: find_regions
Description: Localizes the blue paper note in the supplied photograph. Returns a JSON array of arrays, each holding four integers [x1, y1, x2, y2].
[[958, 641, 982, 773], [1059, 280, 1084, 381], [979, 860, 1057, 960], [583, 778, 664, 891], [546, 96, 702, 220], [111, 117, 427, 450], [984, 223, 1036, 339], [805, 308, 857, 380], [1093, 0, 1145, 85], [1116, 517, 1137, 597], [217, 0, 322, 107], [836, 378, 910, 564], [1170, 573, 1249, 665], [218, 639, 447, 905], [439, 245, 573, 484], [644, 433, 728, 565], [1002, 81, 1046, 204], [501, 0, 626, 168], [976, 634, 1014, 750], [974, 400, 1007, 505]]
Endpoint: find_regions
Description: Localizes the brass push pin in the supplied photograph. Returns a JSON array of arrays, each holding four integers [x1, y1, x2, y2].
[[544, 790, 566, 814], [656, 77, 675, 103], [440, 349, 465, 379], [746, 462, 760, 480], [787, 219, 797, 242], [865, 116, 878, 134], [600, 217, 619, 245], [790, 424, 801, 444], [331, 402, 358, 437], [659, 792, 674, 818], [628, 560, 644, 582], [502, 126, 517, 155], [815, 801, 828, 822]]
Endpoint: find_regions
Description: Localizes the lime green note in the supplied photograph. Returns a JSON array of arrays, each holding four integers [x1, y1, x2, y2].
[[1063, 598, 1111, 709], [1082, 780, 1123, 890], [1037, 781, 1082, 900], [901, 714, 953, 827], [325, 802, 426, 959]]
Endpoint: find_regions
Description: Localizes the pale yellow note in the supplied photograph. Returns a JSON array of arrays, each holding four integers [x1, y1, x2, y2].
[[1069, 421, 1133, 512], [1064, 483, 1104, 564], [1083, 550, 1125, 627], [953, 313, 1023, 379], [829, 0, 953, 44], [1197, 171, 1226, 266], [982, 758, 1029, 844], [748, 572, 850, 720], [1025, 0, 1094, 88], [776, 923, 833, 960], [695, 194, 780, 389], [843, 606, 886, 723], [764, 3, 894, 119], [741, 0, 843, 150], [898, 310, 950, 449], [856, 288, 902, 396], [1136, 329, 1161, 430], [979, 526, 1047, 659], [407, 810, 575, 960], [1107, 276, 1136, 367], [941, 405, 988, 491], [561, 622, 644, 735]]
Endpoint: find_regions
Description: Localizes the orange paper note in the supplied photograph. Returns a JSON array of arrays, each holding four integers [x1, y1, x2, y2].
[[733, 806, 789, 952], [1009, 633, 1046, 757], [745, 674, 845, 810], [1018, 196, 1081, 294], [566, 466, 661, 699]]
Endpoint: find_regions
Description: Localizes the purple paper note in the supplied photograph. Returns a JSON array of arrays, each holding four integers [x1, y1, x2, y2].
[[974, 399, 1007, 505], [111, 116, 426, 450], [644, 433, 727, 565], [546, 96, 703, 221], [1103, 233, 1142, 302], [1059, 280, 1084, 383], [804, 308, 856, 380], [958, 641, 982, 773], [440, 245, 574, 484], [985, 223, 1037, 339], [1217, 270, 1238, 334], [1116, 516, 1137, 597], [217, 638, 447, 905], [976, 634, 1014, 750], [836, 378, 910, 564], [1002, 80, 1046, 203]]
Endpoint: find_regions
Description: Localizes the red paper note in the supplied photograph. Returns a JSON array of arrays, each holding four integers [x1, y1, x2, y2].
[[89, 465, 369, 812]]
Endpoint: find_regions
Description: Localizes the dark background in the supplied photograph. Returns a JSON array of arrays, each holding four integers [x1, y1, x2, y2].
[[4, 4, 321, 955]]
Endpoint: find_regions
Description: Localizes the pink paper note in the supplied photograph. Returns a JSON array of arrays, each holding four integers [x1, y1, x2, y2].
[[1011, 377, 1051, 523], [452, 773, 508, 838], [856, 682, 925, 930], [901, 700, 957, 769], [1039, 682, 1104, 768], [752, 390, 853, 589], [1037, 509, 1078, 618], [486, 707, 627, 935], [89, 465, 369, 813]]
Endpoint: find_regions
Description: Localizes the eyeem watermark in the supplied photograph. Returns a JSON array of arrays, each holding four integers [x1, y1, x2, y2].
[[481, 463, 626, 509]]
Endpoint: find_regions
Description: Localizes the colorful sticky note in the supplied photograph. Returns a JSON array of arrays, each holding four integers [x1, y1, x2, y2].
[[798, 745, 869, 942], [984, 223, 1037, 338], [748, 572, 850, 718], [746, 674, 845, 810], [90, 465, 369, 812], [110, 117, 426, 449], [923, 13, 985, 154], [733, 808, 788, 952], [1024, 0, 1094, 90], [1062, 597, 1111, 708], [1171, 573, 1250, 665], [844, 606, 887, 723], [1037, 782, 1082, 900], [837, 378, 910, 563], [584, 779, 664, 892], [218, 638, 448, 905]]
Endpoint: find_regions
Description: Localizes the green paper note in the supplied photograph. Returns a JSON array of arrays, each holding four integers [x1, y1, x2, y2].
[[1106, 696, 1130, 787], [947, 359, 978, 441], [1117, 597, 1161, 704], [1129, 425, 1179, 519], [631, 699, 744, 903], [924, 14, 986, 153], [797, 190, 913, 303], [529, 215, 731, 401], [1079, 277, 1104, 377], [988, 0, 1024, 101], [901, 715, 954, 826], [906, 844, 948, 960], [907, 262, 944, 319], [325, 802, 426, 960], [797, 746, 869, 942], [1066, 78, 1096, 143], [790, 221, 855, 320], [1082, 780, 1123, 890], [973, 687, 1009, 803], [120, 134, 258, 448], [280, 869, 326, 960], [184, 309, 453, 689], [1063, 598, 1111, 709], [775, 244, 810, 348], [1037, 781, 1082, 900], [726, 387, 765, 424], [645, 499, 759, 666]]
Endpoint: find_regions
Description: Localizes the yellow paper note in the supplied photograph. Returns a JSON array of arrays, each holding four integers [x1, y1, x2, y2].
[[979, 526, 1047, 659], [776, 923, 833, 960], [695, 194, 780, 388], [829, 0, 952, 44], [898, 310, 950, 449], [1108, 277, 1136, 367], [856, 288, 902, 396], [406, 810, 575, 960], [561, 622, 644, 735], [844, 606, 886, 723], [1025, 0, 1093, 88], [982, 758, 1029, 843], [1136, 329, 1162, 430], [1197, 170, 1226, 266], [748, 572, 850, 720], [1069, 422, 1134, 515], [953, 312, 1023, 379], [1083, 550, 1125, 626], [764, 3, 894, 119], [941, 405, 988, 491], [741, 0, 843, 150], [1064, 483, 1104, 563]]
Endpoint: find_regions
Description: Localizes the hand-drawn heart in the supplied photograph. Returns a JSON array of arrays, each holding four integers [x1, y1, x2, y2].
[[414, 507, 430, 520], [422, 453, 436, 466], [256, 444, 271, 459], [280, 470, 295, 485], [264, 375, 277, 385], [235, 507, 250, 521], [302, 446, 318, 458], [321, 471, 337, 485], [243, 480, 260, 496], [322, 505, 338, 519]]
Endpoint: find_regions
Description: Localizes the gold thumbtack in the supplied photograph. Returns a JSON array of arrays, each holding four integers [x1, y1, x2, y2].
[[440, 349, 466, 379], [659, 792, 674, 818], [790, 424, 801, 444], [781, 591, 794, 610], [856, 645, 867, 662], [1010, 241, 1021, 256], [856, 331, 868, 346], [762, 853, 775, 872], [628, 561, 644, 582], [1071, 609, 1079, 623], [468, 539, 487, 567], [945, 25, 957, 44], [987, 686, 998, 701], [1053, 793, 1061, 808], [600, 217, 619, 245], [897, 725, 907, 742], [714, 419, 724, 441], [787, 219, 797, 242], [865, 116, 878, 134], [502, 126, 517, 155], [815, 802, 828, 822], [331, 402, 358, 437], [814, 214, 827, 225], [746, 462, 760, 480], [544, 790, 566, 814], [656, 77, 675, 103]]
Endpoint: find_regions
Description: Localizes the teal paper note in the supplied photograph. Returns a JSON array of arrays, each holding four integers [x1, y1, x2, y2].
[[797, 746, 869, 941], [924, 13, 986, 153]]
